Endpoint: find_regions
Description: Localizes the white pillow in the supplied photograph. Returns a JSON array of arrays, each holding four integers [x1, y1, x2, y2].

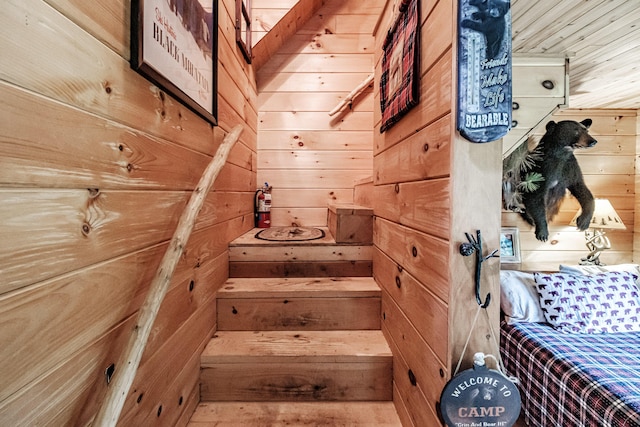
[[500, 270, 546, 324], [559, 263, 640, 277], [534, 271, 640, 334]]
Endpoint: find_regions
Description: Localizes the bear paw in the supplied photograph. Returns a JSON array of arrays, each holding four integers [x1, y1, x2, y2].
[[535, 227, 549, 242], [575, 213, 592, 231]]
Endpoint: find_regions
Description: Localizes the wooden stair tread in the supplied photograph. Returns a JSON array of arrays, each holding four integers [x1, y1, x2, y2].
[[218, 276, 381, 298], [188, 401, 402, 426], [229, 244, 373, 262], [202, 330, 391, 364], [230, 227, 336, 247], [327, 203, 373, 215]]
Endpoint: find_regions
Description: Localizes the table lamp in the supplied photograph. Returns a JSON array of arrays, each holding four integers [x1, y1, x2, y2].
[[570, 198, 625, 265]]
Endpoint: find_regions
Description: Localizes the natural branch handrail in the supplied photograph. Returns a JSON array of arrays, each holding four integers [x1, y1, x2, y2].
[[92, 125, 243, 427], [328, 73, 374, 116]]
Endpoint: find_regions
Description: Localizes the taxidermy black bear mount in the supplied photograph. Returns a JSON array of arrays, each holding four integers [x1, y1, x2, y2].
[[503, 119, 597, 242]]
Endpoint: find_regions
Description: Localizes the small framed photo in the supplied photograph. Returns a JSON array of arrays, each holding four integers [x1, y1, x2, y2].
[[500, 227, 521, 263]]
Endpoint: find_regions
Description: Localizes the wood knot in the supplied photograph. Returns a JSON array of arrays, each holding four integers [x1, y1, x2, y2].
[[104, 363, 115, 384], [408, 369, 417, 386]]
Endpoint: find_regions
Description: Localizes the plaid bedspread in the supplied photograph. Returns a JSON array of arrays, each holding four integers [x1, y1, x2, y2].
[[501, 321, 640, 426]]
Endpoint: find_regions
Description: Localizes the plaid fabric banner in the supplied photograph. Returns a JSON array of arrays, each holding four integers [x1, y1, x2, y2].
[[379, 0, 420, 133]]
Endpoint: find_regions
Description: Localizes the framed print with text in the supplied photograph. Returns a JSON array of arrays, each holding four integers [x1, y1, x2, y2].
[[131, 0, 217, 125]]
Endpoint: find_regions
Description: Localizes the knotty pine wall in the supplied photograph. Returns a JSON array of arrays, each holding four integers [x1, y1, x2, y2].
[[256, 0, 384, 227], [637, 114, 640, 262], [0, 0, 256, 425], [252, 0, 298, 46], [373, 0, 501, 425], [502, 109, 638, 272]]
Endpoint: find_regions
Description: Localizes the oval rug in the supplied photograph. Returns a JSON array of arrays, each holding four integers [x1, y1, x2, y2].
[[255, 227, 325, 242]]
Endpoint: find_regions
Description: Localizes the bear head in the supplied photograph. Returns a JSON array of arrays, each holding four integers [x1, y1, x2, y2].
[[468, 0, 510, 18], [543, 119, 597, 151]]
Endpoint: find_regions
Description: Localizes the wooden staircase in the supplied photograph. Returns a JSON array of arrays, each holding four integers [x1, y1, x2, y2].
[[188, 224, 402, 426]]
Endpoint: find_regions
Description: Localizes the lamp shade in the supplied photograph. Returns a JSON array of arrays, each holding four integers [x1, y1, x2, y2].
[[570, 198, 626, 230]]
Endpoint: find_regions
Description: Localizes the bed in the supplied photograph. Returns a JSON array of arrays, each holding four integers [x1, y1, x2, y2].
[[499, 265, 640, 427]]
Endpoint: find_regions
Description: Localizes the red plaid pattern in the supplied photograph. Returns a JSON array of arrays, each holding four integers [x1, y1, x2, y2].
[[379, 0, 419, 132]]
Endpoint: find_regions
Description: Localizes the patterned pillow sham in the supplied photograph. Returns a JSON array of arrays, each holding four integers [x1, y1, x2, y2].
[[534, 271, 640, 333]]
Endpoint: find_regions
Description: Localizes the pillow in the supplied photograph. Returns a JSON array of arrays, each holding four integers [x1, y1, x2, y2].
[[500, 270, 546, 324], [559, 263, 640, 277], [534, 271, 640, 333]]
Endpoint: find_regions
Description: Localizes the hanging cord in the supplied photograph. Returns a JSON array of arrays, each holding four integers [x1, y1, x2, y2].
[[453, 304, 483, 377], [452, 304, 519, 385]]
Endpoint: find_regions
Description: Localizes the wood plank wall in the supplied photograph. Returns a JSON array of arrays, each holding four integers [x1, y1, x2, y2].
[[636, 114, 640, 263], [256, 0, 384, 227], [252, 0, 299, 46], [373, 0, 502, 425], [0, 0, 257, 425], [502, 109, 638, 271]]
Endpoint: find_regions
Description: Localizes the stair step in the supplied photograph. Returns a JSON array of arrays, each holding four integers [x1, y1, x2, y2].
[[188, 401, 402, 426], [228, 228, 372, 278], [200, 330, 392, 401], [327, 203, 373, 244], [217, 277, 381, 331]]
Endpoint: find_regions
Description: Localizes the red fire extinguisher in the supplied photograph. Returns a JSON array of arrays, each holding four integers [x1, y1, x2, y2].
[[255, 182, 272, 228]]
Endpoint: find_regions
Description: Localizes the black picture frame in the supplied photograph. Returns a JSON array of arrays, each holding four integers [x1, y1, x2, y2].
[[131, 0, 218, 125], [236, 0, 252, 64]]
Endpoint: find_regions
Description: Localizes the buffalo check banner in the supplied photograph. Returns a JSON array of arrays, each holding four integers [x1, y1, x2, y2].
[[457, 0, 512, 143], [379, 0, 420, 133]]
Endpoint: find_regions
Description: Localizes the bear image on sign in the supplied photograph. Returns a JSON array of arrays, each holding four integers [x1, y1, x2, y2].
[[518, 119, 597, 242], [457, 0, 512, 143], [460, 0, 510, 60]]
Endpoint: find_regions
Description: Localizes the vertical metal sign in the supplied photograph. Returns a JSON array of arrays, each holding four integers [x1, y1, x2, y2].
[[457, 0, 512, 143]]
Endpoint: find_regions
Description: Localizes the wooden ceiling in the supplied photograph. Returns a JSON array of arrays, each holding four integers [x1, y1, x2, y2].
[[254, 0, 640, 110], [512, 0, 640, 110]]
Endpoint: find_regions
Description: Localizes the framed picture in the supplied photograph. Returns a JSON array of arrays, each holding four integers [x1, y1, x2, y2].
[[131, 0, 218, 125], [379, 0, 420, 132], [236, 0, 252, 64], [500, 227, 521, 263]]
